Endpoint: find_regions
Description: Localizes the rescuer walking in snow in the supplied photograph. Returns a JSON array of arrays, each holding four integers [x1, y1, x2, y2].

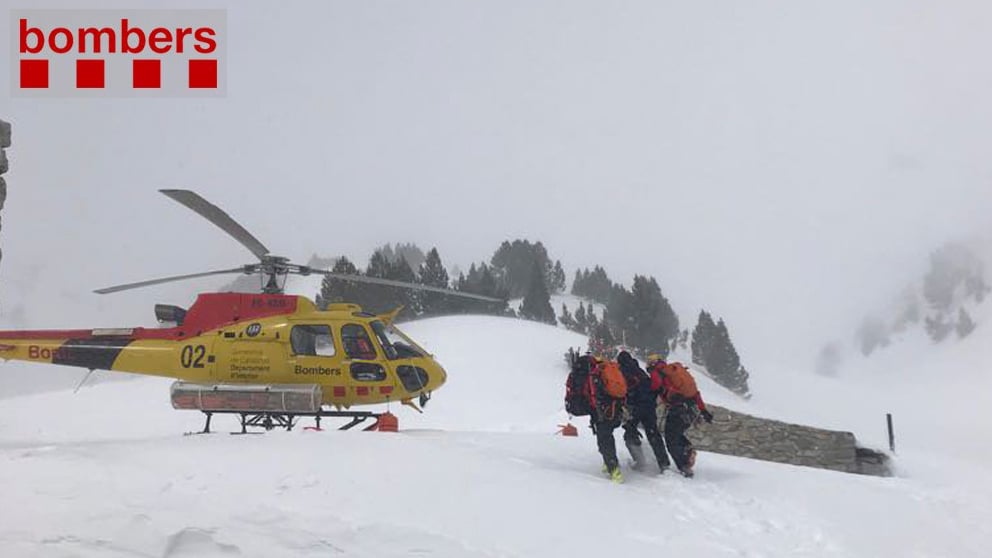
[[647, 358, 713, 477], [565, 354, 628, 483], [617, 350, 670, 473]]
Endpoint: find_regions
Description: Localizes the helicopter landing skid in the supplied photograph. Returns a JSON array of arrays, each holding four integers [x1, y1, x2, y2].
[[189, 410, 385, 435]]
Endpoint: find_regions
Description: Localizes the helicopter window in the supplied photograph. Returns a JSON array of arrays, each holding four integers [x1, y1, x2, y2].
[[370, 320, 423, 359], [341, 324, 377, 360], [350, 362, 386, 382], [396, 365, 430, 392], [369, 321, 399, 360], [290, 325, 336, 357]]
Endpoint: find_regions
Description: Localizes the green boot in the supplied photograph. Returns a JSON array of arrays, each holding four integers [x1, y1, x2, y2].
[[610, 466, 624, 484]]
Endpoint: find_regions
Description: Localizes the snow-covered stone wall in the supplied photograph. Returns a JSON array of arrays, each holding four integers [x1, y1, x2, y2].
[[688, 404, 891, 476]]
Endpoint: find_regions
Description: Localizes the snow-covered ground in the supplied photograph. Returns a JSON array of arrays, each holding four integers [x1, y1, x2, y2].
[[1, 314, 991, 557]]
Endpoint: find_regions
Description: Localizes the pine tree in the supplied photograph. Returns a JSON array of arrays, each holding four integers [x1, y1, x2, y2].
[[419, 247, 450, 316], [570, 266, 612, 303], [364, 250, 402, 314], [575, 302, 588, 333], [625, 275, 679, 357], [490, 240, 554, 298], [394, 242, 426, 271], [454, 262, 511, 316], [317, 256, 363, 309], [590, 308, 616, 353], [388, 257, 422, 316], [587, 307, 599, 331], [691, 310, 716, 366], [519, 260, 556, 324], [586, 267, 612, 303], [925, 313, 953, 342], [572, 269, 585, 297], [456, 264, 476, 292], [691, 311, 750, 396], [379, 244, 397, 266], [607, 283, 634, 337], [367, 250, 391, 278], [551, 260, 567, 294], [956, 308, 976, 339], [923, 243, 989, 310], [558, 303, 576, 330], [707, 319, 750, 396]]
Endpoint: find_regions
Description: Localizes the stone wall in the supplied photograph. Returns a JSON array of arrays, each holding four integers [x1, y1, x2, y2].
[[686, 404, 891, 476]]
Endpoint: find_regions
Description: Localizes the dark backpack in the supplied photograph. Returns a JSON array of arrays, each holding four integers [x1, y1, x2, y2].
[[564, 355, 594, 416]]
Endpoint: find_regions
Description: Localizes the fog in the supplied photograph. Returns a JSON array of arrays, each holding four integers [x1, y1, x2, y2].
[[2, 0, 991, 379]]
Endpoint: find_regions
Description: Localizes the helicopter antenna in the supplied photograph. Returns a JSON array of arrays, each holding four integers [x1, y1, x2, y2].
[[73, 368, 97, 393]]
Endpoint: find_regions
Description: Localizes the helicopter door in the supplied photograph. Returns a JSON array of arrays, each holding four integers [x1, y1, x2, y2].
[[288, 325, 345, 395], [340, 323, 392, 404]]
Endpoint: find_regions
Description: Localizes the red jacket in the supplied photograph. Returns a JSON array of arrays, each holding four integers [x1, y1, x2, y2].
[[649, 362, 706, 411]]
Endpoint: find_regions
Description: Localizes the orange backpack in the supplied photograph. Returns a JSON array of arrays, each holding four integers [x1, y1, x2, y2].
[[596, 360, 628, 399], [663, 362, 698, 399]]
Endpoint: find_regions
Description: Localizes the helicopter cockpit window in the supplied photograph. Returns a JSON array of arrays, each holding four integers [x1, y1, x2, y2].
[[341, 324, 377, 360], [370, 320, 423, 359], [396, 365, 430, 392], [290, 325, 336, 357], [369, 321, 399, 360]]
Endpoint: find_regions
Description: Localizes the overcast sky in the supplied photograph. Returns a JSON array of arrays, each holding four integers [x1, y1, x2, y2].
[[1, 0, 991, 375]]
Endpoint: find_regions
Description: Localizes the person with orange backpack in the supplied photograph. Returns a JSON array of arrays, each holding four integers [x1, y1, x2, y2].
[[647, 358, 714, 477], [564, 353, 628, 483], [590, 355, 628, 482]]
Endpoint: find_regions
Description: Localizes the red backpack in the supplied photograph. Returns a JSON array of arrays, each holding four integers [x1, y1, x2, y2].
[[564, 356, 594, 416]]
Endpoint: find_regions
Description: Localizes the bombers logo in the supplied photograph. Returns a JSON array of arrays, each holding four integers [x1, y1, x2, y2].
[[11, 9, 226, 97], [294, 365, 338, 376], [28, 345, 64, 360]]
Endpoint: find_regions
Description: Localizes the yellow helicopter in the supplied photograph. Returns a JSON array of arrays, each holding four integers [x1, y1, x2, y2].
[[0, 190, 502, 433]]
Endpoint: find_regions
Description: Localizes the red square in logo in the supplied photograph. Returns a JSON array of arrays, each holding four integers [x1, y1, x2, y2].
[[133, 59, 161, 89], [20, 59, 49, 88], [76, 60, 105, 89], [188, 59, 217, 89]]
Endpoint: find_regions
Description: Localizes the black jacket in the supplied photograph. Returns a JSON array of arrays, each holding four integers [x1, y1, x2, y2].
[[617, 351, 655, 407]]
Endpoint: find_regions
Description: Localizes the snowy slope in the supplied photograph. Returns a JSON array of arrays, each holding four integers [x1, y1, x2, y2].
[[1, 315, 991, 557], [746, 294, 992, 468]]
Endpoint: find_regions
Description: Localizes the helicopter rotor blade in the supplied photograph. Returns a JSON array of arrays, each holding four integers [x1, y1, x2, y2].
[[160, 189, 270, 260], [312, 270, 505, 303], [94, 267, 248, 294]]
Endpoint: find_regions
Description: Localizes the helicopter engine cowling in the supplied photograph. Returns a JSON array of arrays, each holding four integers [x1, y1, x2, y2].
[[154, 304, 187, 325], [170, 382, 322, 413]]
